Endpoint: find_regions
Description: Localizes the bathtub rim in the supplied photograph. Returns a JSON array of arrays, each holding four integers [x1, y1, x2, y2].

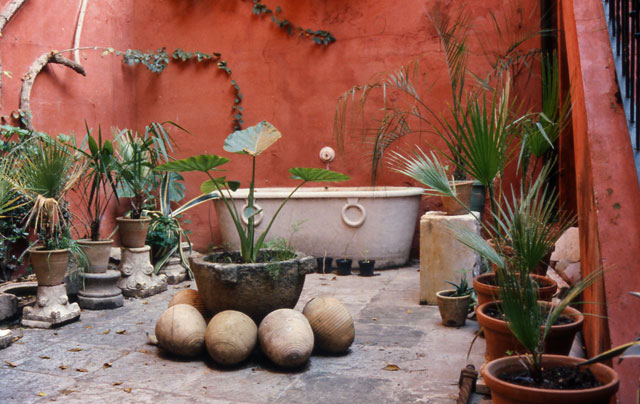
[[216, 186, 425, 199]]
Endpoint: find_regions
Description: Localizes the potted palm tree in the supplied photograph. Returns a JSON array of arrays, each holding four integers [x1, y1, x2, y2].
[[13, 135, 86, 327], [75, 125, 119, 273], [156, 121, 350, 322]]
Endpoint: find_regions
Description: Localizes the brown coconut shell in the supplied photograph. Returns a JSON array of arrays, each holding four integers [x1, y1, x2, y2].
[[155, 304, 207, 357], [205, 310, 258, 366], [168, 289, 210, 320], [258, 309, 314, 368], [303, 296, 355, 353]]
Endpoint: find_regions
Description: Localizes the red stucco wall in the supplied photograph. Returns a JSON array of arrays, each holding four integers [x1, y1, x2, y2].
[[0, 0, 541, 250]]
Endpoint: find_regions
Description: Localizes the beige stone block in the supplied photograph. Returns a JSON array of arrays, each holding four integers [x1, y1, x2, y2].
[[551, 226, 580, 263], [419, 211, 480, 305]]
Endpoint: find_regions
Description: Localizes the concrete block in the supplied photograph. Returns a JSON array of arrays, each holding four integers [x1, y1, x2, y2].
[[0, 293, 17, 321], [551, 226, 580, 263], [419, 211, 480, 305]]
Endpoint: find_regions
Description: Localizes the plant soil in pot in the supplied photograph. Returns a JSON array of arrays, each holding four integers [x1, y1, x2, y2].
[[440, 180, 474, 215], [476, 301, 584, 362], [77, 239, 113, 273], [116, 217, 151, 248], [481, 354, 619, 404], [189, 251, 315, 323], [474, 273, 557, 306], [335, 258, 352, 276], [316, 256, 333, 274], [436, 289, 471, 327], [357, 259, 375, 276], [29, 248, 70, 286]]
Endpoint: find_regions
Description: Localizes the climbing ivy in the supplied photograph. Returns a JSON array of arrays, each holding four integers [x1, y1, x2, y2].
[[251, 0, 336, 46]]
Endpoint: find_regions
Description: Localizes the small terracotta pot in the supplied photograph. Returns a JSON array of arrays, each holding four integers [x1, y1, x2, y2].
[[116, 217, 151, 248], [473, 273, 557, 307], [29, 248, 69, 286], [476, 300, 584, 362], [77, 239, 113, 273], [435, 290, 471, 327], [440, 180, 474, 215], [481, 354, 619, 404]]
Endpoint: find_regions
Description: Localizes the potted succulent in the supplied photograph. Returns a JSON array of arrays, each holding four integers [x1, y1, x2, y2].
[[435, 273, 473, 327], [155, 121, 350, 322], [74, 125, 119, 273], [113, 122, 183, 248]]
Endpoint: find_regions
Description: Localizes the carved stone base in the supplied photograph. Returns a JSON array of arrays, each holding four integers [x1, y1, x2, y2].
[[118, 246, 167, 298], [159, 256, 187, 284], [78, 270, 124, 310], [21, 284, 80, 328]]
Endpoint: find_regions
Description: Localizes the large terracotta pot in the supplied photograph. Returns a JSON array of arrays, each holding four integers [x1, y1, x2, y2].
[[440, 180, 474, 215], [116, 217, 151, 248], [435, 289, 471, 327], [481, 355, 619, 404], [476, 301, 584, 362], [77, 239, 113, 273], [189, 251, 315, 323], [29, 248, 69, 286], [474, 273, 557, 307]]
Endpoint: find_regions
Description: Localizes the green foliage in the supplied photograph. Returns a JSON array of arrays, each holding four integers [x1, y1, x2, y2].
[[122, 48, 170, 73], [289, 167, 351, 182], [251, 0, 336, 46], [155, 120, 350, 263], [445, 272, 473, 297]]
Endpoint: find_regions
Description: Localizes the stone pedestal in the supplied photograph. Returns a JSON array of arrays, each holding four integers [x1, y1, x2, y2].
[[419, 211, 480, 305], [118, 246, 167, 298], [159, 256, 187, 284], [78, 270, 124, 310], [21, 284, 81, 328]]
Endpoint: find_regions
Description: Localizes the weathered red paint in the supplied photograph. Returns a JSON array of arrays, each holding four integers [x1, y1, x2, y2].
[[0, 0, 541, 250], [560, 1, 640, 402]]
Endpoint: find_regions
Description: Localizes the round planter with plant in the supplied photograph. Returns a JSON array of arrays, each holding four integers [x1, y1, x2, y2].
[[436, 274, 473, 327], [157, 121, 349, 322]]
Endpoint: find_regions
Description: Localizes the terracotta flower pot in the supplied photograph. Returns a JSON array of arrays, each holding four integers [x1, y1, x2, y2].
[[440, 180, 474, 215], [481, 354, 619, 404], [476, 301, 584, 362], [435, 290, 471, 327], [116, 216, 151, 248], [77, 239, 113, 273], [29, 248, 69, 286], [189, 251, 315, 323], [473, 273, 557, 307]]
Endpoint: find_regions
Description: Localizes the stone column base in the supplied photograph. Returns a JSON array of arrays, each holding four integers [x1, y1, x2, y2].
[[21, 284, 80, 328], [419, 211, 480, 305], [78, 269, 124, 310], [118, 246, 167, 298], [159, 256, 187, 284]]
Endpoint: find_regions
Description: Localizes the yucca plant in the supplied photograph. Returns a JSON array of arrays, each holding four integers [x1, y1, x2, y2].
[[156, 121, 350, 263], [13, 136, 84, 250]]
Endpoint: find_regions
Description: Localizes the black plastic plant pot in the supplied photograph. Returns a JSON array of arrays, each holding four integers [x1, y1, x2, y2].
[[316, 256, 334, 274], [469, 180, 486, 214], [335, 258, 352, 276], [358, 260, 376, 277]]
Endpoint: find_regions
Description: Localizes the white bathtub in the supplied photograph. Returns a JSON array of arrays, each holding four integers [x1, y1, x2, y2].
[[214, 186, 424, 268]]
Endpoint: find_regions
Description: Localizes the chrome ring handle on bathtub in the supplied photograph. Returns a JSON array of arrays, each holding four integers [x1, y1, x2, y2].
[[241, 201, 264, 226], [341, 198, 367, 228]]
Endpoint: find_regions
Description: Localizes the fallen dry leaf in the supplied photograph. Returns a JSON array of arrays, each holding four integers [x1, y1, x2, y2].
[[86, 325, 92, 329], [59, 389, 79, 395], [383, 364, 401, 371], [407, 309, 413, 314], [124, 387, 132, 393], [103, 329, 110, 335], [136, 321, 144, 325], [146, 333, 158, 345], [116, 329, 126, 335], [331, 276, 337, 280], [68, 348, 83, 352], [59, 365, 69, 370], [112, 381, 123, 386], [39, 356, 50, 360], [103, 362, 112, 368], [4, 361, 17, 368], [75, 368, 88, 373], [139, 349, 150, 354], [372, 317, 377, 321], [142, 301, 148, 305], [12, 335, 23, 343], [37, 392, 46, 397]]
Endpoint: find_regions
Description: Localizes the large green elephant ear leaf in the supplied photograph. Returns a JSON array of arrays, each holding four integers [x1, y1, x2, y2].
[[200, 177, 241, 194], [155, 154, 229, 173], [223, 121, 281, 156], [289, 167, 350, 182]]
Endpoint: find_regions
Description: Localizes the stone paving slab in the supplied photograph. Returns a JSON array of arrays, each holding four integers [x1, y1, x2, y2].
[[0, 265, 488, 404]]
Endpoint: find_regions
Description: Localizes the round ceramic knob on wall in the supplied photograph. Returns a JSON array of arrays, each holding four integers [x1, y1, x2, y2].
[[319, 146, 335, 163]]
